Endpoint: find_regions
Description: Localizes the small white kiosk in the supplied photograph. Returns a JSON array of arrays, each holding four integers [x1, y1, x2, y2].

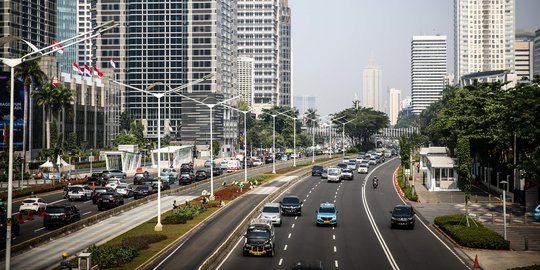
[[151, 145, 193, 169], [101, 145, 142, 173], [425, 155, 459, 191]]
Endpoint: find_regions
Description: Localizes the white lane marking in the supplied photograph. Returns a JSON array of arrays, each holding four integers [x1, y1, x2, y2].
[[49, 198, 67, 205], [333, 234, 335, 240], [332, 227, 335, 230], [34, 227, 45, 232], [333, 200, 336, 203], [295, 216, 298, 220], [335, 260, 339, 268], [306, 194, 309, 198], [334, 246, 337, 252], [309, 190, 312, 194], [284, 245, 288, 251], [84, 200, 93, 204], [82, 211, 92, 216], [279, 258, 283, 266], [391, 168, 471, 269], [303, 199, 307, 202], [288, 233, 292, 239], [214, 237, 243, 270], [362, 168, 400, 270], [291, 223, 295, 229]]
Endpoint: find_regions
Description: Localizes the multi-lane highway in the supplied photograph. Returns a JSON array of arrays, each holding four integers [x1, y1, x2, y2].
[[214, 158, 468, 270]]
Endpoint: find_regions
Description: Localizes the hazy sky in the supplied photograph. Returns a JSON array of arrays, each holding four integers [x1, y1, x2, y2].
[[290, 0, 540, 116]]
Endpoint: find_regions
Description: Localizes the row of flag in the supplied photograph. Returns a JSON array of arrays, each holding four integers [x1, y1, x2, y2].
[[52, 39, 116, 78]]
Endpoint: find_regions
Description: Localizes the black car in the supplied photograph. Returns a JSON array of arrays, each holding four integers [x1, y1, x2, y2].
[[180, 163, 193, 173], [311, 165, 323, 176], [134, 185, 154, 199], [336, 163, 348, 170], [0, 206, 20, 239], [195, 170, 208, 181], [133, 172, 151, 185], [178, 172, 194, 185], [390, 204, 415, 229], [91, 187, 115, 204], [265, 156, 274, 164], [96, 192, 125, 211], [211, 167, 222, 176], [280, 195, 303, 216], [87, 173, 105, 186], [43, 205, 81, 229]]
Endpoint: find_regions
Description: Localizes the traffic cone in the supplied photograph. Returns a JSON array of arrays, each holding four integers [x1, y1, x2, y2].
[[473, 254, 479, 268], [26, 209, 34, 220], [17, 212, 24, 224]]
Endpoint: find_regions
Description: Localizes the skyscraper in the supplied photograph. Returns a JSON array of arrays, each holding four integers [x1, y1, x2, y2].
[[533, 29, 540, 76], [388, 88, 401, 126], [57, 0, 77, 74], [454, 0, 515, 81], [362, 61, 382, 111], [238, 0, 282, 114], [238, 57, 255, 107], [77, 0, 93, 66], [411, 35, 447, 115], [515, 33, 534, 80], [279, 0, 292, 107]]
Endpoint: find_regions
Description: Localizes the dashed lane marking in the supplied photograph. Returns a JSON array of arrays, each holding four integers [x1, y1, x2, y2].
[[34, 227, 45, 232], [291, 223, 295, 228], [333, 234, 335, 240], [279, 258, 283, 266], [335, 260, 339, 268], [284, 245, 288, 251], [334, 246, 337, 252], [82, 211, 92, 216], [288, 233, 292, 239]]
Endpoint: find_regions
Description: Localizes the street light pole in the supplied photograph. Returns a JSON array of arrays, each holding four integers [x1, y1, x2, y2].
[[501, 180, 508, 240], [219, 104, 251, 182], [272, 115, 276, 173], [0, 21, 118, 269]]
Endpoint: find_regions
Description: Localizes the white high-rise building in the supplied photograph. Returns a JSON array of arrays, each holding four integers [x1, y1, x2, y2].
[[77, 0, 93, 65], [238, 0, 283, 114], [411, 35, 447, 115], [362, 62, 382, 111], [515, 34, 534, 80], [238, 57, 255, 107], [388, 88, 401, 126], [454, 0, 515, 81]]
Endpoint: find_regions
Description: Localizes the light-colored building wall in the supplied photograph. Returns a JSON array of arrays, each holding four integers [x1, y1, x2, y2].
[[533, 29, 540, 76], [515, 35, 534, 80], [388, 88, 401, 126], [362, 64, 382, 111], [238, 57, 255, 107]]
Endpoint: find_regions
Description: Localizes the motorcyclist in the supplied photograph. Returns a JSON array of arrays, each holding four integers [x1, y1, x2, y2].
[[60, 252, 72, 270], [372, 177, 379, 188]]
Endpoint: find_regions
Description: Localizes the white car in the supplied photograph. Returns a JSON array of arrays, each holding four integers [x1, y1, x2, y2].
[[116, 184, 134, 197], [19, 197, 47, 214], [105, 178, 125, 190], [252, 158, 263, 166], [68, 185, 93, 201], [327, 167, 342, 183], [357, 164, 369, 174], [261, 203, 282, 226]]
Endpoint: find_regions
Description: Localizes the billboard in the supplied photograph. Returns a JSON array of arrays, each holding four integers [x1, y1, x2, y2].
[[0, 71, 25, 147]]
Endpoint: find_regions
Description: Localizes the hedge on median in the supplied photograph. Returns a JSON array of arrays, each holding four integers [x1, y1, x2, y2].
[[434, 215, 510, 250], [162, 204, 208, 224]]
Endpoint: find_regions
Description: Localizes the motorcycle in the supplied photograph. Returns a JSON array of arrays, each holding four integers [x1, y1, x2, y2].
[[372, 179, 378, 189]]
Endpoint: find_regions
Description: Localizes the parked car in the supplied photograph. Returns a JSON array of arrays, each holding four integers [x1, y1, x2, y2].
[[134, 185, 154, 199], [115, 184, 134, 197], [243, 218, 275, 257], [91, 187, 115, 204], [316, 202, 338, 226], [265, 156, 274, 164], [133, 172, 151, 185], [178, 172, 194, 185], [280, 195, 303, 216], [321, 168, 328, 179], [87, 172, 106, 186], [96, 192, 125, 211], [341, 168, 354, 180], [357, 163, 369, 174], [19, 197, 47, 214], [390, 204, 415, 229], [67, 185, 93, 201], [195, 170, 208, 181], [102, 169, 126, 179], [260, 203, 282, 226], [311, 165, 324, 176], [43, 205, 80, 229]]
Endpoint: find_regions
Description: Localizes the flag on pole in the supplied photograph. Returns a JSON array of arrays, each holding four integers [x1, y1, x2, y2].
[[109, 58, 116, 69], [72, 62, 83, 74], [2, 123, 6, 143], [93, 66, 103, 78], [52, 40, 64, 55], [51, 76, 60, 88], [84, 65, 92, 76]]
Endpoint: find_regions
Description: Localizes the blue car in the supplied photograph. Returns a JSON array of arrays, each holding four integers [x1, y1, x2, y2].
[[316, 202, 338, 226], [534, 204, 540, 220]]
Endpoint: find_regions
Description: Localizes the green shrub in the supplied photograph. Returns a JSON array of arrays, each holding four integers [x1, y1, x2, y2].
[[248, 175, 269, 185], [88, 244, 138, 269], [121, 234, 167, 251], [434, 215, 510, 250], [162, 205, 207, 224]]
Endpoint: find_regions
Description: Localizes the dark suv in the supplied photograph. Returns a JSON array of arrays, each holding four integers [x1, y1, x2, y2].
[[43, 205, 81, 229], [280, 195, 303, 216], [96, 192, 125, 211], [134, 185, 154, 199], [87, 173, 105, 186], [390, 204, 415, 229], [91, 187, 115, 204], [311, 165, 323, 176], [133, 172, 151, 185], [243, 219, 275, 257]]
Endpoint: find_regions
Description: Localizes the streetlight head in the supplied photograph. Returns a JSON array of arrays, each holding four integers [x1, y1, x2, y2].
[[500, 181, 508, 184]]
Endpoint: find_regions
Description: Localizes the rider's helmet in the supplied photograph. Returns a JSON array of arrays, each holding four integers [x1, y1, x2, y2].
[[62, 251, 68, 258]]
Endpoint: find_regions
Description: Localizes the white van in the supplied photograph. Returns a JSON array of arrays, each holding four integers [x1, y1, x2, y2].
[[226, 159, 241, 172]]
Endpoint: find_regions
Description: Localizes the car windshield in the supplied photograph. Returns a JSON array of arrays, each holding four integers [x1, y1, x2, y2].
[[319, 207, 336, 214], [47, 207, 66, 213], [135, 186, 149, 191], [283, 197, 299, 204], [328, 168, 340, 175], [246, 230, 270, 239], [312, 166, 323, 170], [23, 199, 36, 203], [262, 206, 280, 213], [360, 164, 368, 167], [393, 207, 412, 214], [99, 194, 114, 198], [71, 187, 83, 191]]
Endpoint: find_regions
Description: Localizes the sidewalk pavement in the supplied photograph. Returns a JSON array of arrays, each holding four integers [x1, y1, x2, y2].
[[409, 162, 540, 270]]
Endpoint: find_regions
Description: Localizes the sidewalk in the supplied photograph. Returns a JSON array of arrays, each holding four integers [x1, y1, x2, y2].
[[409, 163, 540, 269]]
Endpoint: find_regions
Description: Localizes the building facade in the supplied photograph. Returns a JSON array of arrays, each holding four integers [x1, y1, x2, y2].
[[57, 0, 78, 74], [279, 0, 292, 107], [534, 29, 540, 76], [388, 88, 401, 126], [237, 57, 255, 107], [454, 0, 515, 81], [515, 34, 534, 81], [411, 35, 447, 115], [77, 0, 93, 66], [237, 0, 281, 115], [362, 63, 382, 111]]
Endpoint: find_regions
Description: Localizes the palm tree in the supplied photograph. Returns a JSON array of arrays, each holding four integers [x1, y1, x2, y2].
[[15, 59, 46, 165], [32, 82, 73, 149], [304, 108, 319, 128]]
